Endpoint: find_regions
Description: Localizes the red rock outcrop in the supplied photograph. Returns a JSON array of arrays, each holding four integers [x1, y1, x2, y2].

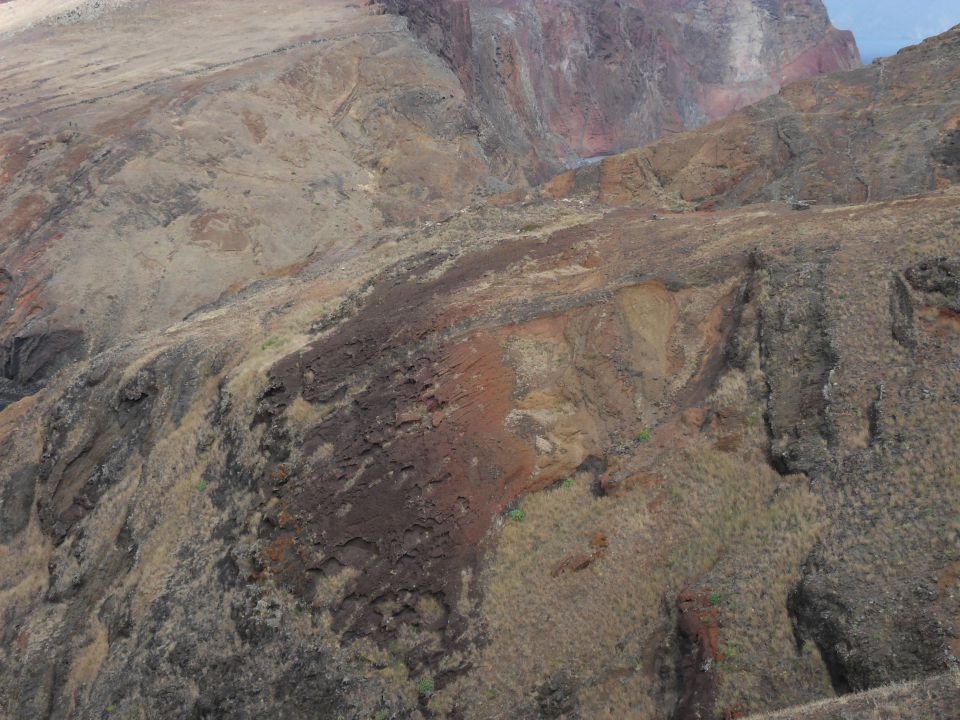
[[546, 25, 960, 209], [383, 0, 860, 177]]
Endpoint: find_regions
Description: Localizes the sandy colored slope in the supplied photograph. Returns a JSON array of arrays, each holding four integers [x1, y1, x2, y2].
[[0, 0, 131, 36], [0, 0, 517, 405]]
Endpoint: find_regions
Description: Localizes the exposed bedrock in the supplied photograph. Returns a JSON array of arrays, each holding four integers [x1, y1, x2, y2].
[[2, 8, 960, 720], [376, 0, 474, 89], [2, 185, 959, 718], [547, 27, 960, 208], [382, 0, 860, 178], [751, 247, 960, 695], [253, 213, 748, 659]]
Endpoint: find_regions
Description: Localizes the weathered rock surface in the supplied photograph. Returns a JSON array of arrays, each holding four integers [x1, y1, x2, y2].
[[1, 4, 959, 720], [383, 0, 859, 178], [548, 25, 960, 208], [0, 0, 858, 410], [0, 0, 520, 407]]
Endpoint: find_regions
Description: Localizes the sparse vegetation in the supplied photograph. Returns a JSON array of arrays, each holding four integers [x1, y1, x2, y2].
[[260, 335, 285, 351], [5, 13, 960, 719], [416, 677, 436, 697]]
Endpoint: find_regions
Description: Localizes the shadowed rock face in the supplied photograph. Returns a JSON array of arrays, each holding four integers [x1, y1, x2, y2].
[[378, 0, 474, 88], [383, 0, 860, 178]]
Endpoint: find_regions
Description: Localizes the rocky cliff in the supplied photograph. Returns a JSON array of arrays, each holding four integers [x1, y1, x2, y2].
[[383, 0, 860, 177], [547, 25, 960, 208], [0, 0, 858, 414], [377, 0, 474, 88], [2, 2, 959, 720]]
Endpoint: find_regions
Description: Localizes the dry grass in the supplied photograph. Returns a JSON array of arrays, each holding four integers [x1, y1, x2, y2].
[[441, 364, 830, 717], [748, 671, 960, 719]]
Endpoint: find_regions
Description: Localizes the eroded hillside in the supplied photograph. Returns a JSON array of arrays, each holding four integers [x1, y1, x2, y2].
[[383, 0, 860, 175], [547, 27, 960, 208], [0, 0, 858, 413], [0, 0, 519, 409], [0, 3, 958, 720]]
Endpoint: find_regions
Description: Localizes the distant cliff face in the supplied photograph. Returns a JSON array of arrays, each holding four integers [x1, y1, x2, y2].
[[376, 0, 473, 87], [384, 0, 860, 177]]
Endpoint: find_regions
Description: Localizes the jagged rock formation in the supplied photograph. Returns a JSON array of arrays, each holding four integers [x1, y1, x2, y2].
[[382, 0, 860, 177], [1, 1, 959, 719]]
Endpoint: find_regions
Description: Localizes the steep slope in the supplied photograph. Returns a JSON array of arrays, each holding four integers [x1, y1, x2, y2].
[[2, 23, 960, 720], [548, 24, 960, 207], [382, 0, 860, 176], [0, 0, 861, 412], [0, 0, 518, 410], [0, 0, 132, 36]]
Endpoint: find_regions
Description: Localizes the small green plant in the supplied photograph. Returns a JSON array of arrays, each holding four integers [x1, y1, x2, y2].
[[261, 336, 284, 351], [636, 429, 652, 443], [508, 508, 526, 522], [709, 591, 721, 606], [197, 478, 208, 493], [416, 677, 436, 697], [561, 477, 575, 489], [373, 711, 388, 720], [802, 639, 817, 656], [519, 222, 542, 233]]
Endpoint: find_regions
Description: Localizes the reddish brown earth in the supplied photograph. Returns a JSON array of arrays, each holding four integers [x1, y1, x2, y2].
[[0, 0, 524, 409], [1, 3, 959, 720], [0, 0, 859, 412], [546, 27, 960, 208], [382, 0, 859, 176]]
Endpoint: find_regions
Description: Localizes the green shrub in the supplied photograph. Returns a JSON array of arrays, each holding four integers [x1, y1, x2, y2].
[[636, 429, 652, 443], [508, 508, 526, 522], [416, 677, 436, 697]]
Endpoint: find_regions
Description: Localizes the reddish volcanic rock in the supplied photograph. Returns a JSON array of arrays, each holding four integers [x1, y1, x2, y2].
[[384, 0, 860, 179]]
